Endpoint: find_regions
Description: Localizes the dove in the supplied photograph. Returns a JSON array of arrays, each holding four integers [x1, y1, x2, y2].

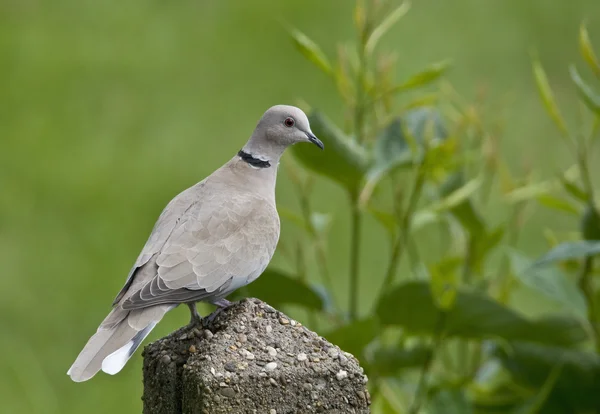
[[68, 105, 323, 382]]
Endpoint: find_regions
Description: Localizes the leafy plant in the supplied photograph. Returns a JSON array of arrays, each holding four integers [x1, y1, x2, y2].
[[249, 2, 600, 413]]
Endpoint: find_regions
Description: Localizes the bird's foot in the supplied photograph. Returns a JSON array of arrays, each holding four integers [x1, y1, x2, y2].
[[212, 298, 233, 308], [187, 303, 203, 326], [202, 299, 234, 328]]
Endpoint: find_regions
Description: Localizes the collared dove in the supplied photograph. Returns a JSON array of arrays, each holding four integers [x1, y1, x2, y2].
[[68, 105, 324, 382]]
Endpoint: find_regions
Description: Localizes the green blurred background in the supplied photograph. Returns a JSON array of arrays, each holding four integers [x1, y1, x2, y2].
[[1, 0, 599, 412]]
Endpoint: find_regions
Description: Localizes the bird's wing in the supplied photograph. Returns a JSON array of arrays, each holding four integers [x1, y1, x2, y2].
[[112, 182, 204, 305], [122, 190, 280, 309]]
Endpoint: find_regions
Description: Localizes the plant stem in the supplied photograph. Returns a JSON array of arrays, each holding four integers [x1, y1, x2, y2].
[[497, 202, 527, 303], [578, 256, 599, 351], [409, 311, 446, 414], [349, 196, 362, 320], [298, 187, 337, 309], [461, 236, 475, 284], [354, 11, 368, 143], [296, 241, 319, 331], [377, 168, 426, 304], [578, 146, 595, 203]]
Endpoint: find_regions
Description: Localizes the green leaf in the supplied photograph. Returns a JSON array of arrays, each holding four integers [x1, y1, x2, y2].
[[496, 342, 600, 413], [511, 362, 563, 414], [291, 111, 369, 194], [405, 107, 448, 144], [361, 109, 448, 204], [505, 181, 554, 203], [532, 241, 600, 267], [427, 389, 473, 414], [241, 268, 323, 311], [581, 204, 600, 240], [579, 23, 600, 78], [389, 60, 452, 94], [397, 60, 452, 91], [376, 281, 586, 346], [412, 210, 441, 232], [278, 207, 309, 232], [369, 345, 431, 376], [378, 379, 408, 413], [323, 317, 379, 357], [361, 118, 413, 204], [532, 59, 569, 137], [288, 29, 332, 75], [367, 207, 398, 238], [429, 257, 461, 310], [559, 175, 588, 202], [530, 314, 589, 346], [432, 176, 483, 213], [439, 172, 486, 237], [536, 194, 579, 215], [373, 118, 411, 168], [365, 1, 411, 55], [509, 250, 587, 318], [569, 65, 600, 114], [472, 226, 506, 269]]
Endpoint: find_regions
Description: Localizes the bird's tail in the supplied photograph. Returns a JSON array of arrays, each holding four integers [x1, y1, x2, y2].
[[67, 304, 173, 382]]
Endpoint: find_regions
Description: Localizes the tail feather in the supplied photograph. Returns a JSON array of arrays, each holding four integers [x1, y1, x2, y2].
[[67, 305, 172, 382], [102, 322, 157, 375]]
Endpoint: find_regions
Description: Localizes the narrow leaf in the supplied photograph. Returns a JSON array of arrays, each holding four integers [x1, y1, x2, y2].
[[536, 194, 580, 215], [532, 59, 569, 137], [505, 181, 554, 203], [432, 176, 483, 212], [405, 107, 448, 144], [509, 250, 587, 318], [532, 240, 600, 267], [375, 61, 451, 102], [365, 1, 411, 55], [429, 258, 459, 310], [496, 342, 600, 413], [370, 345, 431, 376], [289, 29, 332, 75], [473, 226, 506, 266], [278, 207, 309, 232], [412, 209, 441, 231], [579, 23, 600, 78], [513, 362, 563, 414], [395, 60, 452, 91], [291, 111, 369, 193], [241, 268, 324, 310], [367, 207, 398, 237], [323, 317, 379, 357], [362, 108, 448, 204], [560, 175, 588, 202], [376, 281, 587, 346], [570, 65, 600, 114], [439, 172, 486, 237], [581, 204, 600, 240], [360, 117, 412, 204], [427, 390, 473, 414]]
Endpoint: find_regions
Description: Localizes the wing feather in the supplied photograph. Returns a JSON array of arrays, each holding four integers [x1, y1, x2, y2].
[[122, 192, 279, 310]]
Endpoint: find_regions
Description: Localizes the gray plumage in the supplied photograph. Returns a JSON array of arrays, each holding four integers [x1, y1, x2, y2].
[[68, 105, 323, 382]]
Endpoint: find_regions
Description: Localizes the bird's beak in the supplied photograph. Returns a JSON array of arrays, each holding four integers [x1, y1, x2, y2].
[[306, 131, 324, 150]]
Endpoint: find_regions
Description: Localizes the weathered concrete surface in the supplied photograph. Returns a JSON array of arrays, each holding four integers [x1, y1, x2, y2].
[[142, 298, 370, 414]]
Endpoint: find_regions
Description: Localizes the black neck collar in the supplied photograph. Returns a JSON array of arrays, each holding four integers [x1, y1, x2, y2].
[[238, 150, 271, 168]]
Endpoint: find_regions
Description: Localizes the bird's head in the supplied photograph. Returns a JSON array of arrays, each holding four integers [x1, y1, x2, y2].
[[255, 105, 324, 150]]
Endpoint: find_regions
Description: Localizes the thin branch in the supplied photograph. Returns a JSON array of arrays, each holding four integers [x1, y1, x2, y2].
[[408, 311, 447, 414], [376, 167, 426, 305], [578, 256, 599, 351], [349, 197, 362, 320]]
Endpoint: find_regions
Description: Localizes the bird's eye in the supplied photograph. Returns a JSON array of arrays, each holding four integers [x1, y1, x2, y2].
[[284, 117, 295, 128]]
